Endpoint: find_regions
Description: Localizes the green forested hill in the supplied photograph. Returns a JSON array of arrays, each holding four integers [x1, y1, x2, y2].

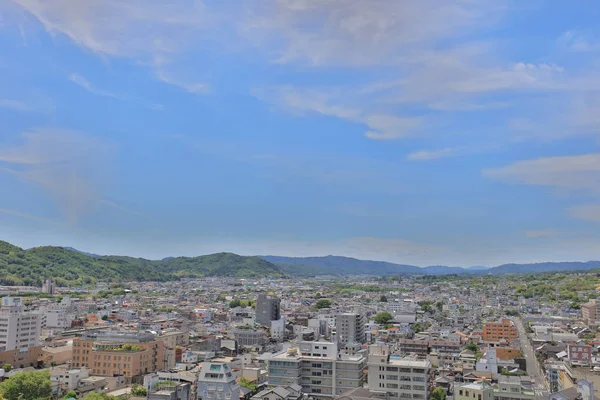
[[0, 241, 284, 286]]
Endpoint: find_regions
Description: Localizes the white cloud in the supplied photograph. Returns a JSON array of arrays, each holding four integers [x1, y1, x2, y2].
[[407, 148, 463, 161], [245, 0, 505, 66], [13, 0, 208, 56], [483, 153, 600, 192], [154, 69, 209, 94], [13, 0, 213, 91], [69, 73, 121, 98], [256, 86, 421, 140]]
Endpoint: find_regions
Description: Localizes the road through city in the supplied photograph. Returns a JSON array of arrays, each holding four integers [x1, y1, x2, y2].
[[512, 318, 548, 398]]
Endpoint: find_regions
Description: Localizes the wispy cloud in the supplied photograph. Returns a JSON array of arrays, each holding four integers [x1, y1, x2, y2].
[[407, 147, 464, 161], [485, 154, 600, 223], [255, 86, 421, 140], [0, 98, 31, 112], [69, 73, 121, 99], [154, 69, 209, 94], [558, 31, 600, 52], [569, 204, 600, 223], [14, 0, 214, 91], [0, 208, 62, 226], [483, 153, 600, 192], [0, 129, 116, 225], [525, 229, 562, 238]]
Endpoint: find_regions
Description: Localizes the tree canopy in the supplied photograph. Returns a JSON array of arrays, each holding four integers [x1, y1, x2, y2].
[[0, 370, 52, 400], [430, 387, 447, 400], [373, 312, 393, 325], [315, 299, 332, 309]]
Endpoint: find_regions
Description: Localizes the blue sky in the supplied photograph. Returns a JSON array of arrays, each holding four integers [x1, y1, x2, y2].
[[1, 0, 600, 266]]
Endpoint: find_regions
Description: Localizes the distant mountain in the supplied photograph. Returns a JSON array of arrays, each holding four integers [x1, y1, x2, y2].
[[261, 255, 600, 277], [490, 261, 600, 275], [466, 266, 490, 270], [0, 240, 285, 287], [262, 255, 423, 276]]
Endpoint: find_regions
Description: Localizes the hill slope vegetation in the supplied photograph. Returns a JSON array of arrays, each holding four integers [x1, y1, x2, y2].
[[0, 241, 284, 286]]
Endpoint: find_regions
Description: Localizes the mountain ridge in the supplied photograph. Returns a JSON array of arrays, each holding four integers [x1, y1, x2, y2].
[[260, 255, 600, 276]]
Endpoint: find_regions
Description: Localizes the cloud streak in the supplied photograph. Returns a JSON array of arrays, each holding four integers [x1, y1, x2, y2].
[[0, 208, 62, 226], [69, 73, 121, 98], [0, 99, 31, 112], [0, 129, 115, 225], [483, 153, 600, 192]]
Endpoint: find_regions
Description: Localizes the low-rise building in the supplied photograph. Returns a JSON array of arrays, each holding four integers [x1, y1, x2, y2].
[[71, 331, 166, 378], [197, 361, 240, 400], [455, 381, 494, 400], [482, 319, 518, 342]]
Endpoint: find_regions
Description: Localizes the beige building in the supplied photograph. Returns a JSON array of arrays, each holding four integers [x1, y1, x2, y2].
[[72, 332, 165, 378], [0, 345, 43, 368], [157, 331, 188, 369], [455, 382, 494, 400], [40, 343, 73, 366], [581, 300, 598, 326]]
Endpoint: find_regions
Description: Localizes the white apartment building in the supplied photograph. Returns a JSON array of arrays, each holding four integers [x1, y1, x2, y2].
[[0, 297, 41, 351], [43, 309, 75, 329], [197, 362, 241, 400], [336, 313, 366, 346], [268, 341, 367, 400], [368, 344, 432, 400]]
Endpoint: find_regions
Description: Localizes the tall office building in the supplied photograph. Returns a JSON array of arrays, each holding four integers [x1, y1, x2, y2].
[[267, 341, 367, 400], [256, 294, 281, 326], [336, 313, 366, 346], [197, 362, 240, 400], [367, 344, 432, 400], [0, 297, 41, 351]]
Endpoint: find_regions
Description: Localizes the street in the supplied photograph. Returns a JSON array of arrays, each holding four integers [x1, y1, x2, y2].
[[512, 318, 548, 398]]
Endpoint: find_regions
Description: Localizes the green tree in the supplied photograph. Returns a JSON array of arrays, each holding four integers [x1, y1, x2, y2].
[[436, 301, 443, 312], [419, 301, 434, 314], [380, 295, 388, 302], [131, 384, 147, 396], [101, 315, 108, 321], [430, 387, 447, 400], [64, 390, 77, 399], [373, 312, 393, 325], [239, 377, 258, 392], [413, 322, 422, 333], [466, 343, 479, 352], [315, 299, 332, 309], [229, 299, 242, 308], [0, 370, 52, 400], [2, 365, 11, 372]]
